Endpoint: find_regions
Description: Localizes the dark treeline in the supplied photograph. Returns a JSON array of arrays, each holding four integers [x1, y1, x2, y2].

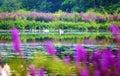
[[0, 0, 120, 13]]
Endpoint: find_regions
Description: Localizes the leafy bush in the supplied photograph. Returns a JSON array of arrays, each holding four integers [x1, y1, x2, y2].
[[0, 20, 111, 31]]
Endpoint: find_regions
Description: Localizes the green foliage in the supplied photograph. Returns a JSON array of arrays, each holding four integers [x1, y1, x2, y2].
[[0, 0, 21, 12], [32, 52, 76, 75], [17, 9, 30, 17], [0, 20, 111, 30], [4, 56, 27, 76], [111, 21, 120, 26], [0, 0, 120, 13], [0, 0, 4, 6], [22, 0, 52, 12]]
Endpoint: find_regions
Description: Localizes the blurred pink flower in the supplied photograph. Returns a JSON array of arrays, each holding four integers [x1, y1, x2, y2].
[[10, 28, 21, 53], [45, 41, 56, 56], [38, 67, 45, 76], [74, 45, 87, 62], [28, 65, 36, 76], [94, 69, 100, 76], [116, 48, 120, 74], [109, 24, 119, 37], [80, 68, 89, 76], [63, 56, 70, 64], [109, 24, 120, 42]]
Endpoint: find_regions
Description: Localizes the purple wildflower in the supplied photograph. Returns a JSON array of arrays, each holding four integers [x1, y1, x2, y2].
[[100, 48, 116, 76], [28, 65, 36, 76], [101, 50, 109, 71], [80, 68, 89, 76], [84, 16, 91, 22], [96, 15, 104, 20], [109, 15, 114, 21], [93, 51, 101, 59], [29, 12, 55, 21], [117, 15, 120, 21], [94, 69, 100, 76], [116, 47, 120, 74], [74, 45, 87, 75], [74, 45, 87, 62], [83, 13, 97, 22], [89, 51, 101, 66], [109, 24, 119, 37], [100, 62, 108, 73], [92, 51, 101, 68], [38, 67, 45, 76], [63, 56, 70, 64], [115, 37, 120, 42], [79, 12, 84, 18], [101, 48, 114, 68], [45, 41, 56, 56], [104, 48, 115, 66], [1, 40, 6, 43], [10, 28, 21, 53], [109, 24, 120, 43], [84, 37, 92, 44]]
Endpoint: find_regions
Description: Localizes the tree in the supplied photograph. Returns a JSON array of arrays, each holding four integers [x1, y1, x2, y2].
[[22, 0, 52, 12], [62, 0, 120, 13], [62, 0, 97, 12], [47, 0, 64, 12], [0, 0, 21, 12], [0, 0, 4, 6]]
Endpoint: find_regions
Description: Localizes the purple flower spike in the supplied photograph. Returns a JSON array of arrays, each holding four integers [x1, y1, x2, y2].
[[94, 69, 100, 76], [10, 28, 21, 53], [109, 24, 119, 37], [116, 48, 120, 74], [93, 51, 101, 59], [115, 37, 120, 42], [101, 54, 109, 71], [74, 45, 87, 62], [103, 48, 115, 66], [45, 41, 56, 56], [101, 59, 107, 69], [28, 65, 36, 76], [63, 56, 71, 64], [80, 68, 89, 76], [39, 67, 45, 76], [109, 24, 120, 42], [100, 48, 115, 76], [101, 48, 112, 71]]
